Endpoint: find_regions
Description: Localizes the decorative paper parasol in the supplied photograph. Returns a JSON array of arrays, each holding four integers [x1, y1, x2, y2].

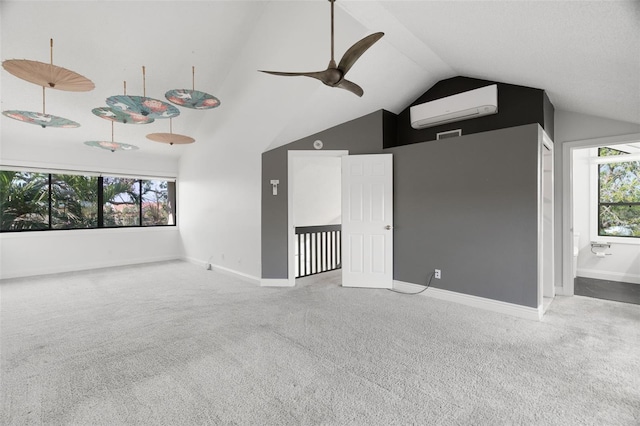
[[85, 121, 139, 152], [2, 39, 94, 91], [92, 107, 154, 124], [93, 81, 154, 124], [84, 140, 139, 152], [165, 66, 220, 109], [2, 110, 79, 128], [107, 66, 179, 119], [106, 95, 179, 119], [2, 86, 79, 128], [146, 118, 195, 145]]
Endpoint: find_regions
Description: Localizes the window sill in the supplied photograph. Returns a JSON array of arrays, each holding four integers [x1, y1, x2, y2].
[[0, 226, 178, 239], [590, 235, 640, 246]]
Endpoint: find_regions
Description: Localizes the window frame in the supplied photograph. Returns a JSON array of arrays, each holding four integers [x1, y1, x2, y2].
[[0, 168, 177, 233], [590, 148, 640, 243]]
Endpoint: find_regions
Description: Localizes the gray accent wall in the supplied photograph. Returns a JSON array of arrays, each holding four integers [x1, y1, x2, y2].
[[261, 111, 385, 279], [389, 123, 541, 307], [262, 106, 542, 307]]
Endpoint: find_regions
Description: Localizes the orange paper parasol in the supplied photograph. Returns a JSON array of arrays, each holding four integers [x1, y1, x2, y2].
[[146, 118, 195, 145], [2, 39, 94, 91]]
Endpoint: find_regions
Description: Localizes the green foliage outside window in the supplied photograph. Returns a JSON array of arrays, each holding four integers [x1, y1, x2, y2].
[[0, 170, 176, 232], [52, 174, 99, 229], [103, 177, 140, 227], [598, 147, 640, 237], [0, 171, 49, 231], [142, 180, 174, 226]]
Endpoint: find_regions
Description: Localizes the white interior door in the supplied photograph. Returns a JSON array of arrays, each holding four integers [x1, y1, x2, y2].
[[341, 154, 393, 288]]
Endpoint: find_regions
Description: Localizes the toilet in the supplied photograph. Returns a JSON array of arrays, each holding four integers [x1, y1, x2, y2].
[[573, 232, 580, 278]]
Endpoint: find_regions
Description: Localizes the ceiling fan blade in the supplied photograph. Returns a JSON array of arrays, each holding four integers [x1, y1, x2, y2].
[[336, 79, 364, 97], [259, 69, 337, 86], [259, 70, 317, 77], [337, 32, 384, 76]]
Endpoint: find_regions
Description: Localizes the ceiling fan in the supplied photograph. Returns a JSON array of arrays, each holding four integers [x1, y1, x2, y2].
[[259, 0, 384, 97]]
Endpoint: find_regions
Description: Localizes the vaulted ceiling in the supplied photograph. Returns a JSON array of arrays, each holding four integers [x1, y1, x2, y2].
[[1, 1, 638, 162]]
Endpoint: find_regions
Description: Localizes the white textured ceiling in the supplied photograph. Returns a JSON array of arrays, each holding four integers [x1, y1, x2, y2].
[[1, 0, 638, 161]]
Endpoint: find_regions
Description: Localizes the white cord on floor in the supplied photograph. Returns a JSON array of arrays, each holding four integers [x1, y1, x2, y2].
[[388, 272, 435, 295]]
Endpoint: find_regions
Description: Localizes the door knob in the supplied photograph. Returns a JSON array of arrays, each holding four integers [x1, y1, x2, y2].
[[385, 225, 393, 230]]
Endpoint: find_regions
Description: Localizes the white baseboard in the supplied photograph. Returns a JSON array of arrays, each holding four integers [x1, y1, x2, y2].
[[0, 255, 180, 280], [182, 257, 260, 285], [577, 268, 640, 285], [260, 278, 294, 287], [393, 280, 542, 321]]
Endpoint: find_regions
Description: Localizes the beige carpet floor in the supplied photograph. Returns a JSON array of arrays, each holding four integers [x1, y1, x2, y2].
[[1, 261, 639, 425]]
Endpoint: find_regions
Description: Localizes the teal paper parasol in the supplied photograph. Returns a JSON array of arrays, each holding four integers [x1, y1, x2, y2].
[[106, 95, 179, 119], [84, 121, 138, 152], [2, 86, 80, 128], [3, 110, 79, 128], [106, 66, 179, 120], [84, 140, 139, 152], [92, 106, 154, 125], [165, 67, 220, 110]]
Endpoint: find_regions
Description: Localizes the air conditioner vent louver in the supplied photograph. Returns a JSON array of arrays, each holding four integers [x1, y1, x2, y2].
[[437, 129, 462, 140], [410, 85, 498, 130]]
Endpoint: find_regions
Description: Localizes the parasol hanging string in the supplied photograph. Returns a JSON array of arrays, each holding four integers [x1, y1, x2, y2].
[[111, 120, 114, 142], [192, 66, 195, 91], [42, 86, 46, 114], [142, 66, 146, 97], [48, 39, 54, 87], [170, 117, 173, 134], [123, 81, 127, 96]]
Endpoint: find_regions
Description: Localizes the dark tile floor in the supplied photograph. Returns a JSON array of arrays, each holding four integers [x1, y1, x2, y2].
[[575, 276, 640, 305]]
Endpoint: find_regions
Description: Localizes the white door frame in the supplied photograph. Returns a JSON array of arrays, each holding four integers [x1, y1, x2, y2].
[[287, 150, 349, 287], [540, 133, 554, 306], [560, 132, 640, 296]]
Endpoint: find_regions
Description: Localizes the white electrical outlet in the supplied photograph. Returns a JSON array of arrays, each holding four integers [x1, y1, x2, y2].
[[434, 269, 441, 279]]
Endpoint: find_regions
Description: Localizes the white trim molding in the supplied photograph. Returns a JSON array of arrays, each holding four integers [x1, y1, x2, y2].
[[183, 257, 260, 285], [1, 256, 181, 281], [260, 278, 295, 287], [393, 280, 543, 321]]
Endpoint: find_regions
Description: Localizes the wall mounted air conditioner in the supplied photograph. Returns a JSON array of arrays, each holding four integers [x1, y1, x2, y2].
[[410, 84, 498, 129]]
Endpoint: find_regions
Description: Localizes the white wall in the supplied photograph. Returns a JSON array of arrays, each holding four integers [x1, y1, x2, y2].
[[0, 227, 181, 279], [572, 147, 640, 284], [0, 143, 181, 279], [1, 140, 179, 179], [175, 2, 351, 283], [293, 156, 341, 227], [177, 137, 261, 282], [555, 109, 640, 290], [555, 110, 640, 143]]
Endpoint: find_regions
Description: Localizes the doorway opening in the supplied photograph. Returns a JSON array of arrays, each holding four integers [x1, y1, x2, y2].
[[288, 150, 347, 286], [562, 133, 640, 302], [287, 151, 395, 289]]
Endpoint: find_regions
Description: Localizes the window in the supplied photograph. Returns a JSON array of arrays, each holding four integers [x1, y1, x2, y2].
[[142, 180, 175, 226], [598, 147, 640, 238], [0, 171, 49, 231], [51, 174, 98, 229], [0, 169, 176, 232], [103, 177, 141, 227]]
